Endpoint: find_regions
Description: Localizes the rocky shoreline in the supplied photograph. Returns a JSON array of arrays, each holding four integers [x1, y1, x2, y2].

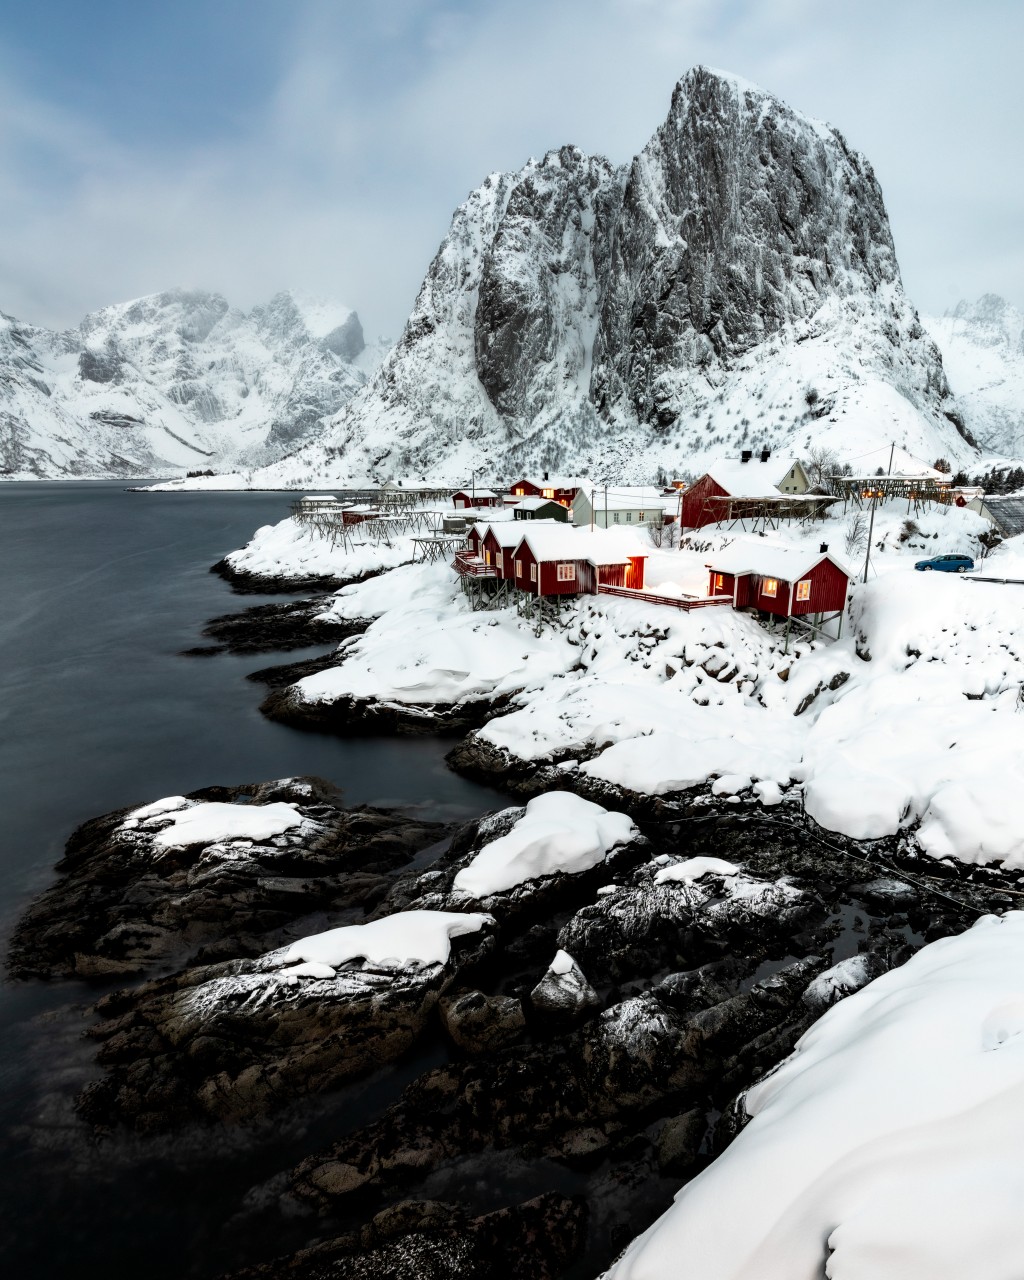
[[10, 760, 1018, 1277], [210, 557, 399, 596]]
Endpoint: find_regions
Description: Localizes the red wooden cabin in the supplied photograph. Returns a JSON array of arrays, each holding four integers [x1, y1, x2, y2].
[[706, 544, 850, 617], [681, 457, 808, 529], [507, 475, 585, 508], [452, 489, 500, 509], [511, 528, 647, 597]]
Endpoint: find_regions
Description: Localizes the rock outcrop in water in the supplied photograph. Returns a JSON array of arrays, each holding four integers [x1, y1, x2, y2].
[[257, 66, 975, 488]]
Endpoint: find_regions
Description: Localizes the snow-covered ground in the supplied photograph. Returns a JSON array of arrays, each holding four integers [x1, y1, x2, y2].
[[246, 499, 1024, 870], [223, 511, 420, 581], [603, 910, 1024, 1280]]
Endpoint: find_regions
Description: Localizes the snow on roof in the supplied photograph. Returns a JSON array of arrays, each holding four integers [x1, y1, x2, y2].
[[473, 519, 560, 545], [516, 524, 647, 566], [706, 538, 849, 581], [974, 495, 1024, 537], [515, 495, 565, 510], [454, 487, 498, 498], [581, 486, 667, 509], [509, 474, 587, 490], [703, 458, 800, 497]]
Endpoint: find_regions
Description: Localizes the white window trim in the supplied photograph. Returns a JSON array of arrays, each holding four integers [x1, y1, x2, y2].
[[796, 579, 811, 601], [556, 562, 576, 582], [515, 561, 522, 578], [763, 577, 778, 598], [530, 563, 537, 582]]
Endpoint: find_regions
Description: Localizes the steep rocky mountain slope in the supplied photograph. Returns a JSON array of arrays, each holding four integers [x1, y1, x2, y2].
[[924, 295, 1024, 459], [256, 66, 976, 489], [0, 289, 385, 480]]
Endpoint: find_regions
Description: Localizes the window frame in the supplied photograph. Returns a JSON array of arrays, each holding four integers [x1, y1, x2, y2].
[[795, 579, 811, 602], [762, 577, 779, 598], [556, 562, 576, 582]]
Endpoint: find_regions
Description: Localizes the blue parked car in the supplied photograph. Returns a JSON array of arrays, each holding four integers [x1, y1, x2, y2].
[[914, 554, 974, 573]]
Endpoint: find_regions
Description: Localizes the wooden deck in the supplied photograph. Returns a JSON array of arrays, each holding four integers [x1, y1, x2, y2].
[[597, 584, 732, 610], [452, 553, 498, 578]]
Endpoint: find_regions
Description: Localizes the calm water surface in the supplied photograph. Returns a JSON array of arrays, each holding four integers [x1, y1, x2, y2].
[[0, 481, 507, 1278]]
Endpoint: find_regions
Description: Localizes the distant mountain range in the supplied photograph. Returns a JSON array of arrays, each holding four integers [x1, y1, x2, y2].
[[3, 67, 1020, 486], [923, 295, 1024, 460], [0, 288, 386, 479]]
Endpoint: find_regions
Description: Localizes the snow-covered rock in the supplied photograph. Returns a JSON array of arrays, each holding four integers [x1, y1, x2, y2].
[[603, 911, 1024, 1280], [253, 66, 976, 489], [0, 288, 386, 479]]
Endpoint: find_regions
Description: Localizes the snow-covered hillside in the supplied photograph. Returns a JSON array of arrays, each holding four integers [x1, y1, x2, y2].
[[253, 66, 977, 490], [0, 289, 386, 480], [925, 294, 1024, 459]]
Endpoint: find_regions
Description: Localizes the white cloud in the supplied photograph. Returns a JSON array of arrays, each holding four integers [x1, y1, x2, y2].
[[0, 0, 1021, 336]]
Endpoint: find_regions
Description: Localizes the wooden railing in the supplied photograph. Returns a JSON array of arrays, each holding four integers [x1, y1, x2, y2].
[[452, 554, 498, 578], [597, 585, 732, 610]]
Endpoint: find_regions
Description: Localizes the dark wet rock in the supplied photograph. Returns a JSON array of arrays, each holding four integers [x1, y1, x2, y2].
[[858, 876, 919, 909], [286, 955, 824, 1212], [77, 916, 497, 1133], [210, 557, 394, 596], [558, 859, 819, 984], [529, 951, 601, 1023], [440, 990, 527, 1055], [656, 1107, 706, 1175], [246, 651, 347, 688], [225, 1192, 586, 1280], [261, 685, 514, 738], [190, 596, 369, 655], [8, 776, 449, 980]]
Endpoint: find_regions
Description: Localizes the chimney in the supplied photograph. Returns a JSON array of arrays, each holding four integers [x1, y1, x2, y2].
[[740, 449, 752, 464], [820, 543, 829, 554], [543, 471, 549, 481], [760, 447, 771, 463]]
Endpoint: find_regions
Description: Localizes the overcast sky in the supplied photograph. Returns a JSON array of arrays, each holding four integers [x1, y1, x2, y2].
[[2, 0, 1021, 339]]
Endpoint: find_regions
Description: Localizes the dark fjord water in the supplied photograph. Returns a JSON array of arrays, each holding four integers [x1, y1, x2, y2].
[[0, 482, 507, 1279]]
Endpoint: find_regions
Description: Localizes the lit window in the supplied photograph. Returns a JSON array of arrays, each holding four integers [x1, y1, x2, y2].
[[530, 563, 537, 582], [543, 488, 555, 499], [557, 562, 576, 582], [638, 511, 645, 520], [796, 579, 811, 601], [714, 573, 724, 590], [763, 578, 778, 597], [515, 487, 524, 495], [484, 551, 492, 565]]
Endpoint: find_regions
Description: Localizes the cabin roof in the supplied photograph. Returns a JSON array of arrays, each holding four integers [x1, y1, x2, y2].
[[701, 458, 800, 497], [580, 485, 666, 509], [516, 525, 647, 566], [454, 487, 498, 499], [515, 495, 563, 510], [978, 495, 1024, 536], [705, 539, 849, 582], [473, 518, 559, 545]]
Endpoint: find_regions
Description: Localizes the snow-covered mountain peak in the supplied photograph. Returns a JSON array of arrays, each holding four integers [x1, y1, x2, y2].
[[253, 64, 972, 489], [0, 287, 387, 479]]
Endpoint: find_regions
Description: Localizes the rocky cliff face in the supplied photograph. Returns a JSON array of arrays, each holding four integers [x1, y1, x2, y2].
[[0, 289, 384, 479], [261, 66, 975, 490], [924, 294, 1024, 458]]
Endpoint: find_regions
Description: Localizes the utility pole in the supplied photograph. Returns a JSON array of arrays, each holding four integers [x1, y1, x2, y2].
[[862, 442, 894, 584], [677, 486, 683, 550], [604, 485, 608, 530], [471, 470, 476, 504], [590, 489, 595, 533]]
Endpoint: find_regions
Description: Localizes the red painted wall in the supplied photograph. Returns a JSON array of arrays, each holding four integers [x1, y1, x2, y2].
[[721, 558, 849, 616], [681, 475, 729, 529]]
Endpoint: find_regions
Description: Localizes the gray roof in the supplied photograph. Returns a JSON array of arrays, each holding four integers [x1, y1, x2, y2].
[[983, 496, 1024, 537]]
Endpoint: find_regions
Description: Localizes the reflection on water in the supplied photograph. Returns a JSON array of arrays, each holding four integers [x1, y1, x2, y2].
[[0, 481, 507, 1279]]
